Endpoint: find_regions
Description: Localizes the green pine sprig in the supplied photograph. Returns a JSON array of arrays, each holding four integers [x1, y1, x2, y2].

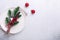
[[18, 15, 22, 18], [14, 7, 20, 17], [13, 21, 19, 26], [5, 17, 11, 24], [8, 10, 11, 17], [5, 6, 22, 26]]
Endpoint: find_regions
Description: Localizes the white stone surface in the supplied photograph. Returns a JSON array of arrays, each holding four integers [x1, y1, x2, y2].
[[0, 0, 60, 40]]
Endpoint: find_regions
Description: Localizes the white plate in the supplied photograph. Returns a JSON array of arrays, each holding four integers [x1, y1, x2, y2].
[[0, 7, 26, 34]]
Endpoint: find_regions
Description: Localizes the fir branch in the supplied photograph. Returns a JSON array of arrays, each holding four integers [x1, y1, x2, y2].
[[14, 7, 20, 17], [18, 15, 22, 18], [15, 12, 20, 17], [5, 6, 22, 33], [8, 10, 11, 17], [13, 21, 19, 26], [5, 17, 10, 24]]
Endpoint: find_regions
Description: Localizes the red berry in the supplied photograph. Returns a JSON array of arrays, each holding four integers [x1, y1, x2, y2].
[[31, 10, 35, 14], [25, 3, 29, 7]]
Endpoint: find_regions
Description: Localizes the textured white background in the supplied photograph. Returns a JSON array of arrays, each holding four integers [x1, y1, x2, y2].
[[0, 0, 60, 40]]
